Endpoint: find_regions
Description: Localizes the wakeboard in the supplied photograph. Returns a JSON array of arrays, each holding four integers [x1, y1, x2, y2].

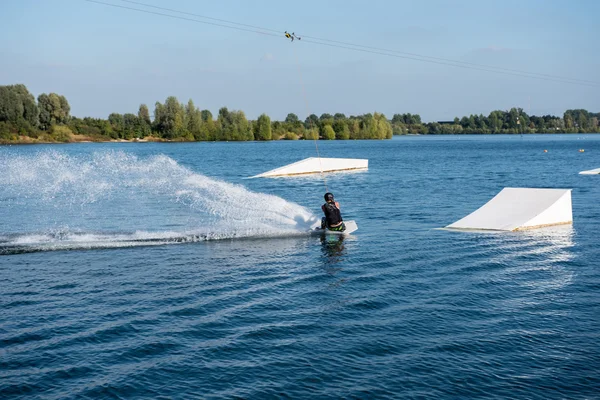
[[310, 220, 358, 236]]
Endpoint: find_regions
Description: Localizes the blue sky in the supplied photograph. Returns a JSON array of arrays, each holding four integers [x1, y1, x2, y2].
[[1, 0, 598, 122]]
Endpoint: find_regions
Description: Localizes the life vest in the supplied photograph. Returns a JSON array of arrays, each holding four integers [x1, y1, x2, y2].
[[323, 202, 342, 226]]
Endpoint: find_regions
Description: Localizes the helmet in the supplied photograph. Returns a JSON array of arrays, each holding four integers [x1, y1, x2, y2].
[[324, 192, 334, 202]]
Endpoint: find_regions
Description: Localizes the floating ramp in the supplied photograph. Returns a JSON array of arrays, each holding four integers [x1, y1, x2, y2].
[[249, 157, 368, 178], [446, 188, 572, 231], [579, 167, 600, 175]]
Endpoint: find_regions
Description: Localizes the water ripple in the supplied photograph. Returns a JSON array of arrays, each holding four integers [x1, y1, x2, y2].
[[1, 138, 600, 399]]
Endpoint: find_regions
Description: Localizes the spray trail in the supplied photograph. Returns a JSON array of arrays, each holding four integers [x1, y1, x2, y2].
[[0, 150, 319, 253]]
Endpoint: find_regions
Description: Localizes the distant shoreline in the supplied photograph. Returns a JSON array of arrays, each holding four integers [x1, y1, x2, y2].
[[3, 132, 599, 146], [0, 135, 162, 145], [2, 84, 598, 145]]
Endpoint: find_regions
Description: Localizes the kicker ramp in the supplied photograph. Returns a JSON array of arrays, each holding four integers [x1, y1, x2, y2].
[[446, 187, 572, 231], [579, 167, 600, 175], [249, 157, 368, 178]]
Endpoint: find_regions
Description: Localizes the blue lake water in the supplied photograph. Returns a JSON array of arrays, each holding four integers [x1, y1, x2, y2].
[[1, 135, 599, 399]]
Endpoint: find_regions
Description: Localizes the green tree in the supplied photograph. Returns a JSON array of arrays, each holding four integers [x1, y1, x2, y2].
[[348, 119, 361, 139], [138, 104, 151, 125], [153, 96, 186, 139], [508, 108, 520, 130], [0, 121, 14, 141], [38, 92, 70, 129], [235, 110, 253, 141], [373, 112, 392, 139], [36, 94, 51, 130], [467, 115, 476, 130], [285, 113, 301, 127], [8, 84, 39, 127], [358, 113, 378, 139], [153, 102, 164, 133], [392, 122, 406, 135], [217, 107, 252, 141], [167, 96, 186, 138], [0, 86, 23, 124], [255, 113, 272, 140], [50, 124, 73, 142], [303, 127, 319, 140], [137, 104, 152, 137], [391, 114, 407, 135], [123, 113, 139, 139], [59, 95, 70, 121], [217, 107, 232, 140], [566, 109, 590, 130], [488, 111, 502, 132], [428, 122, 441, 134], [564, 112, 574, 130], [271, 120, 286, 140], [332, 119, 350, 140], [459, 116, 469, 128], [199, 109, 216, 140], [108, 113, 124, 138], [409, 114, 422, 124], [322, 124, 336, 140], [185, 99, 202, 140], [304, 114, 319, 129]]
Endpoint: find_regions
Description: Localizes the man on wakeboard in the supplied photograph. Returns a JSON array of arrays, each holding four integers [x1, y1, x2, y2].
[[321, 192, 346, 232]]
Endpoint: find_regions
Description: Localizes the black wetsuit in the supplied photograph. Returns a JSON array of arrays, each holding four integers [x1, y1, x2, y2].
[[322, 202, 345, 231]]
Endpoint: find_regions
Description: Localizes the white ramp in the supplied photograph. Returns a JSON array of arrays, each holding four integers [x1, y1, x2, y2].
[[446, 188, 572, 231], [249, 157, 368, 178], [579, 167, 600, 175]]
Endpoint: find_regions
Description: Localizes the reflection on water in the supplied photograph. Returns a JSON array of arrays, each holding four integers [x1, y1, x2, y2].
[[490, 225, 575, 265], [480, 226, 577, 311], [520, 225, 575, 249], [513, 226, 576, 291], [320, 235, 347, 267], [1, 138, 599, 399]]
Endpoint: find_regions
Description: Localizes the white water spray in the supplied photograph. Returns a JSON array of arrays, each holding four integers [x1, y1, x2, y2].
[[0, 150, 319, 253]]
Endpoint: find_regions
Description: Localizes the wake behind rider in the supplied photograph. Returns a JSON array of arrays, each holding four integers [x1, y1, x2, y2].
[[321, 192, 346, 232]]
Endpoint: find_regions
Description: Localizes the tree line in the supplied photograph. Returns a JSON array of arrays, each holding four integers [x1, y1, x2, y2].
[[0, 84, 392, 142], [1, 83, 598, 143], [391, 108, 600, 134]]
